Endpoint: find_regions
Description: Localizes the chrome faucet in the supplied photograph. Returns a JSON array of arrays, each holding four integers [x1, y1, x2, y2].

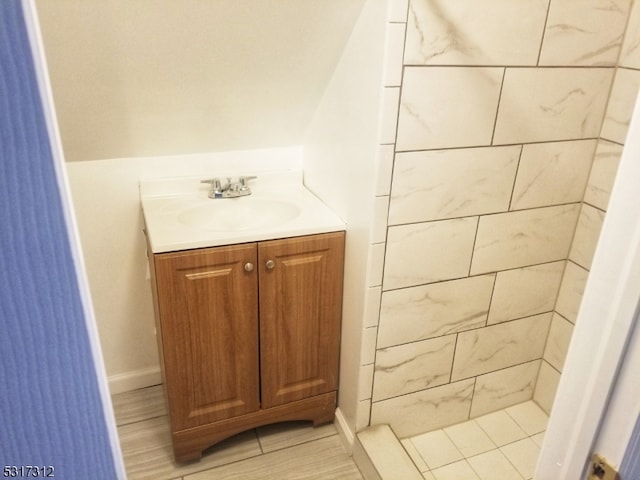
[[201, 176, 257, 199]]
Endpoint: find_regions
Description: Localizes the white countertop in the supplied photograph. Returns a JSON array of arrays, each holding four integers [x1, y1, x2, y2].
[[140, 172, 345, 253]]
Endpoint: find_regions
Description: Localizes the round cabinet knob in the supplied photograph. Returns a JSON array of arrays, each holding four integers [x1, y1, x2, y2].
[[244, 262, 254, 272], [265, 260, 275, 270]]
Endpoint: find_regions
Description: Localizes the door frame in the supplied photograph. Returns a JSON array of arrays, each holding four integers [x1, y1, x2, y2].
[[597, 303, 640, 475], [535, 89, 640, 479]]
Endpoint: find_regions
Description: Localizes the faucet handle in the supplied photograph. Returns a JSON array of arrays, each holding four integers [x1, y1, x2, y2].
[[238, 175, 258, 191], [239, 176, 257, 188], [201, 178, 223, 198], [201, 178, 221, 189]]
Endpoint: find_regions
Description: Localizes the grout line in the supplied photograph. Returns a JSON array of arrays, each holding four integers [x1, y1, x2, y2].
[[536, 0, 553, 66], [490, 67, 507, 146], [255, 429, 340, 456], [115, 413, 168, 428], [394, 136, 602, 154], [386, 199, 584, 229], [255, 428, 265, 454], [507, 145, 525, 212], [381, 257, 568, 295], [466, 216, 481, 278]]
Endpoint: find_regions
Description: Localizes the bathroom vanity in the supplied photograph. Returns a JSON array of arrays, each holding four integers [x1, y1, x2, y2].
[[141, 174, 345, 462]]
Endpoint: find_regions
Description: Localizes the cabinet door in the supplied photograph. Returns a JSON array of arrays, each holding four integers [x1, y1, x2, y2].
[[258, 232, 344, 408], [154, 244, 259, 431]]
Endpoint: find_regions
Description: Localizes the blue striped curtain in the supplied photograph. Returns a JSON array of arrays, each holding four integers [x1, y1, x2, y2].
[[619, 414, 640, 478], [0, 2, 119, 478]]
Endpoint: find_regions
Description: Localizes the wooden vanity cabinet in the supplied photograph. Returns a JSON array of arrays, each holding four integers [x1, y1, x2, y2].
[[148, 231, 345, 462]]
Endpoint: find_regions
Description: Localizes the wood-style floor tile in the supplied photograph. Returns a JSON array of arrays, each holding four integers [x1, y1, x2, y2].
[[184, 435, 363, 480], [256, 420, 337, 453], [118, 416, 262, 480], [112, 384, 166, 426], [113, 387, 361, 479]]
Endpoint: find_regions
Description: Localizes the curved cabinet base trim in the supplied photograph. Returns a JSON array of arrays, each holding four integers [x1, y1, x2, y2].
[[172, 391, 337, 463]]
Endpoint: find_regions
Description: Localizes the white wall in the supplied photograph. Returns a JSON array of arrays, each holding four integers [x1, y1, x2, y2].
[[66, 148, 302, 393], [303, 0, 388, 439], [35, 0, 365, 161]]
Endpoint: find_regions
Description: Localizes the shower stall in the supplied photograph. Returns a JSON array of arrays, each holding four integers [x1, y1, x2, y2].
[[333, 0, 640, 473]]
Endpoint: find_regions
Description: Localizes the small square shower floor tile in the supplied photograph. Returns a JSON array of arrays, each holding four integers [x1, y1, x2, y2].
[[401, 438, 430, 472], [505, 401, 549, 436], [530, 431, 545, 447], [444, 420, 496, 457], [405, 401, 548, 480], [501, 437, 540, 479], [410, 429, 463, 470], [467, 449, 524, 480], [431, 459, 480, 480], [474, 410, 528, 447]]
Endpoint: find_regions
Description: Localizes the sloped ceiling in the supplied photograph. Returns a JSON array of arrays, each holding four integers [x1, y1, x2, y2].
[[35, 0, 365, 161]]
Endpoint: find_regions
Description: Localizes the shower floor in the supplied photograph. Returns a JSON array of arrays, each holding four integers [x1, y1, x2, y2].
[[401, 400, 548, 480]]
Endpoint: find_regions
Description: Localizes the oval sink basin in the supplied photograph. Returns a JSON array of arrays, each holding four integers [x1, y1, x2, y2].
[[177, 198, 301, 232]]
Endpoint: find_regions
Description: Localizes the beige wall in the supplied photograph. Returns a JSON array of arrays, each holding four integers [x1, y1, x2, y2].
[[360, 0, 637, 438], [36, 0, 365, 161], [35, 1, 374, 397]]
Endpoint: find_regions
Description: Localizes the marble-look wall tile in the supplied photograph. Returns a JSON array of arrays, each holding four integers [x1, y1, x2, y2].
[[367, 243, 386, 287], [372, 335, 456, 401], [363, 286, 382, 328], [384, 22, 406, 87], [374, 145, 395, 196], [569, 204, 605, 270], [584, 140, 623, 211], [493, 68, 613, 145], [389, 146, 520, 225], [539, 0, 630, 66], [533, 361, 561, 414], [451, 313, 552, 381], [359, 364, 375, 401], [379, 87, 400, 144], [511, 140, 597, 211], [543, 313, 574, 373], [371, 196, 389, 244], [364, 0, 627, 435], [384, 217, 478, 290], [378, 275, 495, 348], [361, 326, 378, 365], [371, 379, 474, 438], [404, 0, 548, 66], [600, 68, 640, 144], [471, 204, 580, 275], [470, 360, 541, 418], [620, 0, 640, 68], [488, 262, 565, 325], [396, 67, 503, 151], [555, 261, 589, 324]]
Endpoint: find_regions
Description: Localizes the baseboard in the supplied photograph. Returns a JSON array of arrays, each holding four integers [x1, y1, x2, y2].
[[108, 366, 161, 395], [334, 407, 355, 455]]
